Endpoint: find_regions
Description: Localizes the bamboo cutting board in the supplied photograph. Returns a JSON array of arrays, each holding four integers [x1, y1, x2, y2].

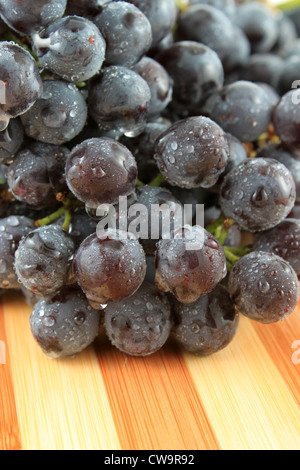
[[0, 289, 299, 451]]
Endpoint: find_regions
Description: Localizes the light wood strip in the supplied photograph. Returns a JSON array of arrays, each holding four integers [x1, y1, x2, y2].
[[2, 291, 121, 450], [252, 307, 300, 405], [183, 315, 300, 450], [0, 302, 22, 450], [95, 332, 220, 450]]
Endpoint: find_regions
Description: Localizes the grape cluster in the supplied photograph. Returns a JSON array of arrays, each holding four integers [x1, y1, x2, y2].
[[0, 0, 300, 361]]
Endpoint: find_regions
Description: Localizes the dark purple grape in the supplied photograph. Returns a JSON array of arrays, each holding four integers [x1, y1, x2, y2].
[[132, 57, 173, 117], [129, 184, 183, 255], [29, 285, 102, 358], [73, 229, 147, 308], [88, 66, 151, 137], [271, 13, 297, 57], [93, 1, 152, 67], [0, 215, 36, 289], [0, 118, 24, 165], [222, 26, 251, 74], [126, 0, 178, 48], [120, 119, 170, 184], [32, 15, 106, 83], [278, 56, 300, 96], [285, 39, 300, 59], [104, 281, 172, 357], [212, 132, 248, 191], [65, 137, 137, 208], [253, 219, 300, 278], [220, 158, 296, 232], [172, 284, 239, 356], [0, 42, 43, 131], [257, 83, 280, 108], [15, 225, 75, 297], [228, 251, 300, 324], [235, 2, 279, 54], [288, 7, 300, 36], [272, 90, 300, 150], [7, 142, 69, 209], [256, 143, 300, 201], [240, 54, 285, 90], [203, 81, 274, 142], [65, 0, 109, 19], [154, 116, 229, 189], [189, 0, 236, 19], [68, 211, 98, 249], [176, 4, 236, 64], [156, 41, 224, 112], [155, 225, 227, 304], [20, 80, 88, 145], [0, 0, 67, 36]]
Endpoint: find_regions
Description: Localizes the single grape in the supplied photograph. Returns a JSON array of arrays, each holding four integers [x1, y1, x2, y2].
[[0, 0, 67, 36], [20, 80, 88, 145], [14, 225, 75, 297], [172, 284, 239, 356], [189, 0, 236, 19], [228, 251, 300, 324], [6, 142, 69, 209], [32, 15, 106, 83], [0, 42, 43, 131], [88, 66, 151, 137], [126, 0, 178, 48], [222, 26, 251, 74], [256, 143, 300, 201], [132, 57, 173, 117], [253, 219, 300, 278], [0, 118, 24, 165], [120, 119, 170, 184], [65, 137, 137, 208], [73, 229, 147, 308], [65, 0, 109, 18], [0, 215, 36, 289], [154, 116, 229, 189], [155, 225, 227, 304], [156, 41, 224, 112], [271, 13, 297, 57], [93, 1, 152, 67], [235, 1, 279, 54], [104, 281, 172, 357], [29, 285, 102, 358], [203, 81, 274, 142], [129, 184, 183, 255], [220, 158, 296, 232], [240, 53, 285, 91], [272, 90, 300, 150], [277, 56, 300, 96], [176, 4, 236, 64]]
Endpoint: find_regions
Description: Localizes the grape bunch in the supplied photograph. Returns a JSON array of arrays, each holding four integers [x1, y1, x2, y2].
[[0, 0, 299, 360]]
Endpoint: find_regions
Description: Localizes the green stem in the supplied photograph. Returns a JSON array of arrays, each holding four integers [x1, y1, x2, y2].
[[223, 246, 241, 266], [135, 178, 144, 187], [35, 207, 66, 227], [149, 173, 165, 187], [62, 209, 72, 232]]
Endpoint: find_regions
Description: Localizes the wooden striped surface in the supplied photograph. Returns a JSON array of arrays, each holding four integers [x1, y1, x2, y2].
[[0, 290, 299, 450]]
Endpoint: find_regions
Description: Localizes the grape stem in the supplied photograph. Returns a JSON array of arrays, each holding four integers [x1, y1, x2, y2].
[[35, 193, 82, 231], [149, 173, 165, 187], [206, 214, 251, 269]]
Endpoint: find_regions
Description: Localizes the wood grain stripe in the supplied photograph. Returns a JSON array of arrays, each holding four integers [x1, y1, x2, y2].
[[183, 315, 300, 450], [2, 291, 121, 450], [0, 300, 22, 450], [252, 307, 300, 405], [95, 332, 220, 450]]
